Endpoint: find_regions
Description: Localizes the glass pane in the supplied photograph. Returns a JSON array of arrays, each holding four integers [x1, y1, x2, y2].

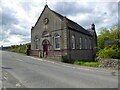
[[55, 36, 60, 49]]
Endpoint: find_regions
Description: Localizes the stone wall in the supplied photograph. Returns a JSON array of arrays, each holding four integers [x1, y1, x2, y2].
[[98, 58, 119, 70], [30, 50, 39, 56]]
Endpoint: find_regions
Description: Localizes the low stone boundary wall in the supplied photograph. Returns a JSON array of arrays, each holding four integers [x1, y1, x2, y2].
[[98, 58, 119, 70]]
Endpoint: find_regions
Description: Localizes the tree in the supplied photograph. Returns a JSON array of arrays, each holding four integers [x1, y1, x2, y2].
[[97, 24, 119, 49], [97, 24, 120, 59]]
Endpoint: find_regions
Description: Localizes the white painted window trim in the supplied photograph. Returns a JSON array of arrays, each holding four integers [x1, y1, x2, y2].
[[89, 39, 92, 49], [79, 37, 82, 49], [72, 35, 75, 49], [35, 38, 39, 50], [85, 38, 87, 49], [54, 35, 60, 50]]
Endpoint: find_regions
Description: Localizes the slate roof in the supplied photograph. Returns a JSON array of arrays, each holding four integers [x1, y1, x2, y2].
[[33, 5, 92, 36], [50, 7, 92, 36]]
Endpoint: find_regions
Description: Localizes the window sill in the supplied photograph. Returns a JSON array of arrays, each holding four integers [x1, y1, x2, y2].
[[54, 48, 61, 50]]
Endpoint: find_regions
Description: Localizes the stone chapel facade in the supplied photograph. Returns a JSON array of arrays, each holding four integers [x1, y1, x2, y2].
[[30, 5, 97, 61]]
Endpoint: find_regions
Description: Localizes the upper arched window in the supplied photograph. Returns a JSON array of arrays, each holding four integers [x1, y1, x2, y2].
[[42, 31, 50, 37]]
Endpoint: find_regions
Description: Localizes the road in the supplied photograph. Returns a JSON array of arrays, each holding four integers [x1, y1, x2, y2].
[[1, 51, 118, 88]]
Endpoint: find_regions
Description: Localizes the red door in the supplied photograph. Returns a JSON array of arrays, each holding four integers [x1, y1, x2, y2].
[[43, 44, 48, 56]]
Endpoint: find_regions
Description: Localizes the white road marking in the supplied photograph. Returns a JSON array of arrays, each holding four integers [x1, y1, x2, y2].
[[78, 68, 90, 70], [30, 57, 43, 61], [27, 56, 118, 74], [16, 83, 21, 87], [29, 57, 93, 71], [3, 77, 7, 80], [3, 86, 7, 90], [16, 59, 23, 62]]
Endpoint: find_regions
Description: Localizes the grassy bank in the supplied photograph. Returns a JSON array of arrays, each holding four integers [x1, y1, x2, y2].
[[73, 60, 99, 67], [62, 59, 99, 67]]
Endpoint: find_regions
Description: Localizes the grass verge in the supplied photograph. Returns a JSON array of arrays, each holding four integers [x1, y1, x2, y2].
[[73, 60, 99, 67]]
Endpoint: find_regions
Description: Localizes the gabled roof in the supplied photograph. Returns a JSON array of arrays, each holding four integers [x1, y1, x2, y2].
[[33, 5, 49, 28], [67, 18, 92, 36], [50, 9, 63, 20], [34, 5, 92, 36], [50, 6, 92, 36]]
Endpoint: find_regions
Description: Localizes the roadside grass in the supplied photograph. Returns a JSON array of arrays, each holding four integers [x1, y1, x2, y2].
[[62, 59, 99, 67], [73, 60, 99, 67]]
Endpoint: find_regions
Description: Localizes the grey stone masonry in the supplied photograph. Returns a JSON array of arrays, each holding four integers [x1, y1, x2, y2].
[[30, 5, 97, 61], [98, 58, 119, 70]]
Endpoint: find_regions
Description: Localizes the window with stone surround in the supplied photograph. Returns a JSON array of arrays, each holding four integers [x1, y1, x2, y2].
[[71, 35, 75, 49], [42, 31, 50, 37], [34, 35, 39, 49], [54, 34, 60, 50], [79, 37, 82, 49], [89, 39, 92, 49], [85, 38, 87, 49]]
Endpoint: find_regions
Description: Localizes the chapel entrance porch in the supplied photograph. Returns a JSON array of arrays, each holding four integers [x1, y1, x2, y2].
[[42, 39, 50, 58]]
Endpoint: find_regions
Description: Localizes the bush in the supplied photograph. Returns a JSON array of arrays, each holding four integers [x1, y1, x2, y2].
[[97, 44, 120, 59]]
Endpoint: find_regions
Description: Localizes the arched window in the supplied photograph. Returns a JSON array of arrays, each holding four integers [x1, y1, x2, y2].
[[85, 38, 87, 49], [34, 35, 39, 49], [54, 34, 60, 50], [79, 37, 82, 49], [71, 35, 75, 49], [89, 39, 92, 49], [42, 31, 50, 37]]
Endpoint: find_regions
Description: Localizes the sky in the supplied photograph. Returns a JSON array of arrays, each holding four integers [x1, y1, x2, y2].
[[0, 0, 119, 47]]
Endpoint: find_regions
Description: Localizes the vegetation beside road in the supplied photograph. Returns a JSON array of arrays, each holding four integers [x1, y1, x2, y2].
[[97, 44, 120, 59], [7, 43, 30, 54], [73, 60, 99, 67], [97, 24, 120, 59], [62, 59, 99, 67]]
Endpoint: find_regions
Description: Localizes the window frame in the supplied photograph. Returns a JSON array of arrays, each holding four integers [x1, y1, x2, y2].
[[42, 31, 50, 37], [89, 39, 92, 49], [34, 36, 39, 50], [71, 35, 75, 49], [85, 38, 87, 49], [54, 35, 60, 50], [79, 37, 82, 49]]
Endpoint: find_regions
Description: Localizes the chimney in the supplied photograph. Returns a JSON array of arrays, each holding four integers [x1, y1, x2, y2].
[[91, 24, 95, 30]]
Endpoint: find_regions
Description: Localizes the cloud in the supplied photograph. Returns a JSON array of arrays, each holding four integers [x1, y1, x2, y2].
[[1, 0, 118, 47], [2, 7, 18, 25], [54, 2, 94, 16], [1, 0, 33, 46], [54, 2, 118, 32]]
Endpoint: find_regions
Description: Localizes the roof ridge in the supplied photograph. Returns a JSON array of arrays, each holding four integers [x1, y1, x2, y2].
[[33, 5, 92, 36], [49, 8, 92, 36], [49, 8, 64, 19]]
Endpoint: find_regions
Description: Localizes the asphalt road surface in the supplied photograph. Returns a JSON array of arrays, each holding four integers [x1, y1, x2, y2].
[[1, 51, 118, 88]]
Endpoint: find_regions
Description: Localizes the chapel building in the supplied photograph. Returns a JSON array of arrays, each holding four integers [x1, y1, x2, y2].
[[30, 5, 97, 61]]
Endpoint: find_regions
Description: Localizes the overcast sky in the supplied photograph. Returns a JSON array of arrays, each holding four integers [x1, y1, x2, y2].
[[0, 0, 119, 47]]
